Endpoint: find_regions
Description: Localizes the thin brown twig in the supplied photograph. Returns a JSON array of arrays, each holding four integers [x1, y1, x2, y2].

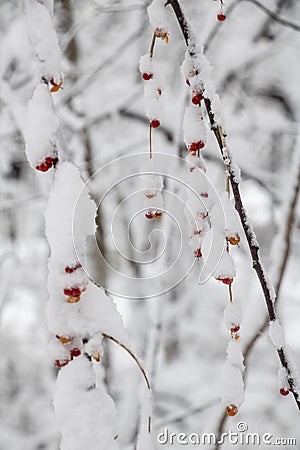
[[102, 333, 151, 391], [102, 333, 152, 434], [165, 0, 300, 411]]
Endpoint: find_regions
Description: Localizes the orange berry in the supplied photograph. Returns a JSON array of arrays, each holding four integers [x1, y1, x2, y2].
[[226, 404, 238, 417], [67, 295, 81, 304], [229, 235, 240, 246]]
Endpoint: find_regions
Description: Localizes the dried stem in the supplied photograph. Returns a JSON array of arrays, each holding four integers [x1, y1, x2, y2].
[[102, 333, 151, 391], [102, 333, 152, 433], [165, 0, 300, 410]]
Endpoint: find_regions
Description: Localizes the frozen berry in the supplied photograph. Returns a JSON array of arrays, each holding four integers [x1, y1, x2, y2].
[[194, 248, 202, 258], [226, 404, 238, 417], [229, 235, 240, 246], [192, 92, 203, 105], [56, 335, 71, 344], [70, 348, 81, 358], [145, 212, 155, 219], [151, 119, 160, 128], [280, 387, 290, 396], [215, 277, 233, 285], [67, 295, 81, 304], [231, 325, 240, 333], [54, 359, 69, 368], [65, 262, 81, 273], [189, 141, 205, 152], [36, 162, 50, 172], [142, 72, 152, 81], [64, 287, 81, 297], [217, 13, 226, 21]]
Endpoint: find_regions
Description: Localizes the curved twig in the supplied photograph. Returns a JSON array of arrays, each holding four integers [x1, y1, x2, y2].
[[102, 333, 151, 391], [102, 333, 152, 433]]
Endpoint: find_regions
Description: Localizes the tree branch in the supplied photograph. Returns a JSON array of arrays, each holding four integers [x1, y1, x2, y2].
[[215, 145, 300, 448], [165, 0, 300, 410], [243, 0, 300, 33]]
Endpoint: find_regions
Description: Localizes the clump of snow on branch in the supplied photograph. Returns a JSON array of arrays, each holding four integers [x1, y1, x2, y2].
[[183, 106, 207, 150], [24, 83, 59, 170], [147, 0, 171, 42], [213, 250, 236, 281], [24, 0, 62, 83], [269, 319, 285, 349], [54, 358, 119, 450], [220, 361, 244, 408], [223, 302, 242, 331]]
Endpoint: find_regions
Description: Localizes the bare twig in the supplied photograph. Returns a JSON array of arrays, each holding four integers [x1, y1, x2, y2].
[[243, 0, 300, 32], [165, 0, 300, 410], [102, 333, 151, 391], [102, 333, 152, 434], [215, 144, 300, 448]]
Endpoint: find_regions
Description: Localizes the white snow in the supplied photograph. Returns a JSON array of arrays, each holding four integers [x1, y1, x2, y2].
[[54, 358, 119, 450], [269, 319, 284, 349], [45, 162, 95, 261], [24, 0, 62, 81], [226, 341, 244, 371], [220, 361, 244, 408], [147, 0, 171, 35], [141, 173, 164, 199], [183, 106, 206, 148], [213, 249, 236, 279], [223, 302, 242, 331], [24, 83, 59, 168], [185, 154, 207, 173]]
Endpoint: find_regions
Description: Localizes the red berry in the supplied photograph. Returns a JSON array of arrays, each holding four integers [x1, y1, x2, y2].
[[216, 276, 233, 285], [142, 72, 152, 81], [45, 156, 54, 165], [65, 263, 81, 273], [64, 287, 81, 297], [145, 212, 154, 219], [150, 119, 160, 128], [280, 387, 290, 396], [194, 248, 202, 258], [231, 325, 240, 333], [201, 192, 208, 198], [189, 143, 197, 152], [186, 78, 190, 86], [54, 359, 69, 368], [217, 13, 226, 21], [192, 92, 203, 105], [36, 162, 50, 172], [70, 348, 81, 358]]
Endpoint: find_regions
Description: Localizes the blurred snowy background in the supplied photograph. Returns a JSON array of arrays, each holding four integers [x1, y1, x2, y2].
[[0, 0, 300, 448]]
